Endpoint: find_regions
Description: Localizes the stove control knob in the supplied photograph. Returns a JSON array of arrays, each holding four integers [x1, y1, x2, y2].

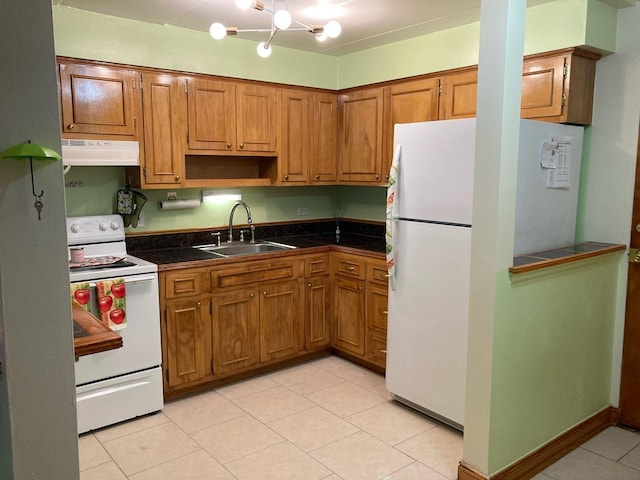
[[99, 222, 109, 231], [110, 221, 120, 230], [70, 223, 81, 233]]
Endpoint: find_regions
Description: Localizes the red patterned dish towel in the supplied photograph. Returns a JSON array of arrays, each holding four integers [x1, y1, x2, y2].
[[96, 279, 127, 330], [70, 282, 91, 310]]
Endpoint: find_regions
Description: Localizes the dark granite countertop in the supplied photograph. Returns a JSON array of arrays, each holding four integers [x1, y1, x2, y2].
[[127, 220, 386, 268], [510, 242, 625, 274]]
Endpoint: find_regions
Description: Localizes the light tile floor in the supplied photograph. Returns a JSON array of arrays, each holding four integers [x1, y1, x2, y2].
[[78, 354, 640, 480]]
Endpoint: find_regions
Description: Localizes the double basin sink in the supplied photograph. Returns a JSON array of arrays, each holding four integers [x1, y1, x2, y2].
[[194, 240, 296, 258]]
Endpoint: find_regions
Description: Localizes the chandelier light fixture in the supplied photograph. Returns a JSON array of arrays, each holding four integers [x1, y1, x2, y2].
[[209, 0, 343, 58]]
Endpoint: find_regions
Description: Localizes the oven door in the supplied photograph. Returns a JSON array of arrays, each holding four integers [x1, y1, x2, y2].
[[72, 272, 161, 386]]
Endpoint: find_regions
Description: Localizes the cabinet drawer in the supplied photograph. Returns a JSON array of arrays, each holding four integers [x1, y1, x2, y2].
[[367, 260, 389, 285], [211, 260, 300, 290], [333, 253, 365, 279], [305, 255, 330, 277], [366, 333, 387, 369], [164, 270, 204, 298]]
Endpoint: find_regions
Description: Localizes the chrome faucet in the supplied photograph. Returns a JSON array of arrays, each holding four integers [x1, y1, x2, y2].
[[228, 201, 255, 243]]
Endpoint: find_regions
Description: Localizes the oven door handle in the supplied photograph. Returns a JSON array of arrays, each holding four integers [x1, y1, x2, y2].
[[79, 273, 157, 288]]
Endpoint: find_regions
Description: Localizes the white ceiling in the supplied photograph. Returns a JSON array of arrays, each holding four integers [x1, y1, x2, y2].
[[52, 0, 564, 56]]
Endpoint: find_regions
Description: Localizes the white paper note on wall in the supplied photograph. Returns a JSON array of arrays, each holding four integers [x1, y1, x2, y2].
[[545, 136, 573, 188]]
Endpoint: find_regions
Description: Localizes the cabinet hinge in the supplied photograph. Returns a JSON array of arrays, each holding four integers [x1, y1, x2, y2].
[[438, 83, 443, 96], [133, 116, 137, 131], [186, 133, 189, 144], [165, 369, 169, 382], [139, 77, 144, 91], [211, 358, 215, 374], [143, 166, 147, 179], [561, 94, 567, 107], [184, 81, 188, 95], [563, 62, 568, 79]]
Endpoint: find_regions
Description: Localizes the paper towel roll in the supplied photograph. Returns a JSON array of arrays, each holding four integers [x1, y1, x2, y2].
[[159, 199, 201, 210]]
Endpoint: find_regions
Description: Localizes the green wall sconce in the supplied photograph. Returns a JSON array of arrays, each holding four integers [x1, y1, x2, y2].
[[0, 140, 62, 220]]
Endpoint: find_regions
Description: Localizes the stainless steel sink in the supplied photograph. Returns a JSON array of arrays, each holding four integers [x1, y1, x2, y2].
[[194, 240, 296, 257]]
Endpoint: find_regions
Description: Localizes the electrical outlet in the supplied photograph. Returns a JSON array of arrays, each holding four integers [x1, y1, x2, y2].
[[297, 207, 309, 216], [167, 192, 177, 201]]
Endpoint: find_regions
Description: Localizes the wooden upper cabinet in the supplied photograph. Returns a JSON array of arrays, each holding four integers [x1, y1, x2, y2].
[[440, 69, 478, 120], [280, 89, 310, 184], [59, 62, 140, 139], [311, 92, 339, 184], [236, 84, 280, 153], [186, 79, 279, 154], [140, 72, 185, 186], [383, 78, 441, 182], [338, 88, 384, 184], [521, 48, 598, 125], [186, 78, 236, 151]]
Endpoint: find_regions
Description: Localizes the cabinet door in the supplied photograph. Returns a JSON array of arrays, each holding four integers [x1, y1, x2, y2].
[[59, 62, 139, 138], [366, 284, 388, 335], [441, 69, 478, 120], [141, 72, 185, 186], [236, 84, 280, 153], [212, 289, 260, 374], [260, 281, 302, 362], [338, 88, 384, 184], [311, 92, 338, 183], [165, 298, 212, 388], [332, 277, 365, 355], [280, 89, 310, 184], [521, 55, 566, 120], [383, 78, 440, 181], [305, 276, 331, 350], [186, 78, 236, 151]]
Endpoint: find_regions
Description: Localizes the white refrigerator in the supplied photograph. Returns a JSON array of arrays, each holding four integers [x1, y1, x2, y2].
[[385, 118, 583, 430]]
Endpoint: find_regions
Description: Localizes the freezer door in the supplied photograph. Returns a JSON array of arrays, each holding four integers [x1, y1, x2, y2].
[[393, 119, 475, 225], [385, 220, 471, 428]]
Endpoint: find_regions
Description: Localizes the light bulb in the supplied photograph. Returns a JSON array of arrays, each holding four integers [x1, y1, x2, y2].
[[235, 0, 253, 9], [273, 10, 292, 30], [315, 32, 328, 42], [324, 20, 341, 38], [257, 42, 272, 58], [209, 22, 227, 40]]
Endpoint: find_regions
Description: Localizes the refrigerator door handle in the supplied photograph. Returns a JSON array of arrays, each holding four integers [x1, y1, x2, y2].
[[386, 144, 401, 291]]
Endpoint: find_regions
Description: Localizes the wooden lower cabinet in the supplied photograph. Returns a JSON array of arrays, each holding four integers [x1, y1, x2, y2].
[[333, 277, 366, 356], [211, 289, 260, 375], [161, 251, 388, 397], [260, 280, 303, 362], [332, 253, 389, 369], [164, 297, 213, 388], [305, 276, 331, 350]]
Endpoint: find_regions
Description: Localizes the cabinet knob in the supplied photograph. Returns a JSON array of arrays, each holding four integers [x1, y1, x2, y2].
[[375, 175, 380, 181], [308, 283, 312, 287], [385, 174, 390, 180], [348, 266, 355, 271], [263, 291, 268, 296], [284, 175, 289, 180], [175, 175, 181, 182], [239, 143, 245, 149], [315, 174, 320, 180], [358, 286, 362, 291], [67, 124, 75, 129], [197, 302, 201, 307], [250, 293, 254, 297], [227, 143, 232, 149]]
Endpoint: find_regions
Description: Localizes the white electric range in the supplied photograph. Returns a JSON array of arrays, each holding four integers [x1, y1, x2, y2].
[[67, 214, 163, 434]]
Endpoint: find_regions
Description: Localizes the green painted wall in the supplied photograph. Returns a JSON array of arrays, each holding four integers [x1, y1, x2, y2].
[[63, 166, 342, 232], [488, 256, 620, 472]]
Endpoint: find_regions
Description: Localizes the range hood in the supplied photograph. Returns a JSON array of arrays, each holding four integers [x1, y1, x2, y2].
[[61, 139, 139, 166]]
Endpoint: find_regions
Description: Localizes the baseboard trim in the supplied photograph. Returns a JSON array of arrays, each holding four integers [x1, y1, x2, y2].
[[458, 406, 619, 480]]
